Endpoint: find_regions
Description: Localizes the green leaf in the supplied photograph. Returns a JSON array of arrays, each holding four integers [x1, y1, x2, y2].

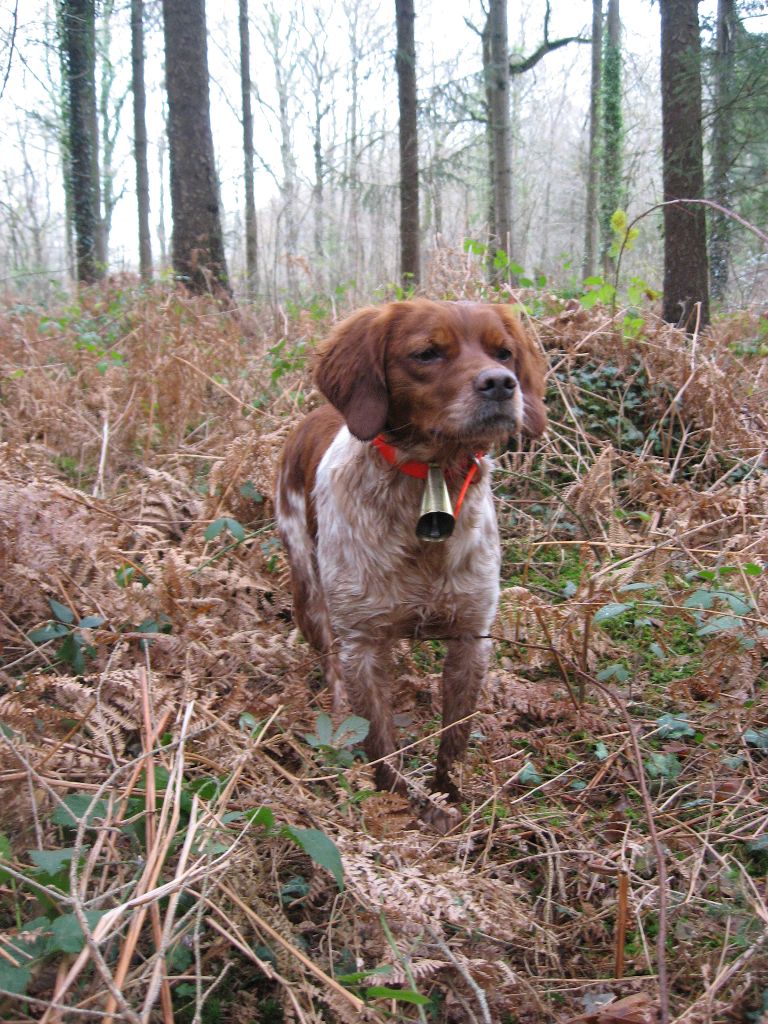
[[744, 729, 768, 750], [58, 632, 86, 674], [518, 761, 542, 786], [28, 622, 70, 644], [28, 847, 79, 875], [335, 965, 392, 985], [239, 711, 258, 732], [239, 481, 263, 502], [205, 518, 226, 541], [78, 614, 106, 629], [49, 599, 75, 624], [724, 593, 753, 615], [0, 962, 31, 996], [683, 590, 715, 610], [463, 238, 486, 256], [697, 615, 744, 636], [49, 911, 104, 954], [205, 517, 246, 542], [655, 713, 695, 739], [610, 209, 628, 233], [0, 832, 11, 884], [244, 806, 275, 830], [332, 716, 369, 748], [596, 663, 630, 683], [645, 753, 681, 781], [365, 986, 431, 1005], [593, 602, 632, 624], [282, 826, 344, 890], [51, 794, 108, 829], [311, 712, 334, 747], [594, 742, 609, 761]]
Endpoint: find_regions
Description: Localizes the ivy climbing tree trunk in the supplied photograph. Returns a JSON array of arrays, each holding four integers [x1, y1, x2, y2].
[[709, 0, 738, 303], [599, 0, 622, 276], [162, 0, 230, 297], [395, 0, 420, 288], [582, 0, 602, 281], [60, 0, 103, 284], [131, 0, 152, 282], [659, 0, 710, 327]]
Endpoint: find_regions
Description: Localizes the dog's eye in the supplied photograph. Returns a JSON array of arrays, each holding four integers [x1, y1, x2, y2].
[[411, 346, 442, 363], [497, 347, 513, 362]]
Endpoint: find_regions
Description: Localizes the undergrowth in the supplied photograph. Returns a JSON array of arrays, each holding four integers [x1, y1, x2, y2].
[[0, 274, 766, 1022]]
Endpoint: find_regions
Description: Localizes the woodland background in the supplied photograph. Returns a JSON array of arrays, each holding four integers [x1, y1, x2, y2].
[[0, 1, 767, 1023]]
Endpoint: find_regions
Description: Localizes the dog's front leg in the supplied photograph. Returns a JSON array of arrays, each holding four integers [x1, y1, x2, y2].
[[434, 634, 491, 801], [337, 633, 405, 794]]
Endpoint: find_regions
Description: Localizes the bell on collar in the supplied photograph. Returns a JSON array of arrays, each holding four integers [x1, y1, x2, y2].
[[416, 465, 455, 542]]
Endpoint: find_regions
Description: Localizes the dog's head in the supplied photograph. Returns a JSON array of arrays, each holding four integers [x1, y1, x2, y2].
[[314, 299, 547, 449]]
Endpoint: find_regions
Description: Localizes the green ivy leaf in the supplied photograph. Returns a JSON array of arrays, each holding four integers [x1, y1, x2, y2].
[[645, 753, 681, 781], [518, 761, 542, 786], [593, 602, 633, 624], [655, 713, 695, 740], [697, 615, 744, 636]]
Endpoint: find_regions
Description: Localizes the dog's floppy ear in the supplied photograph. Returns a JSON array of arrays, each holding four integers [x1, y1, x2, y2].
[[495, 305, 548, 438], [314, 306, 390, 440]]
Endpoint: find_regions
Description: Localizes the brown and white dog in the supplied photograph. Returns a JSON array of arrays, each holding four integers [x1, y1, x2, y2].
[[275, 299, 546, 802]]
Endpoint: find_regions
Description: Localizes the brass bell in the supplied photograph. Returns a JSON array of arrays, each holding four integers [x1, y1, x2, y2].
[[416, 465, 455, 542]]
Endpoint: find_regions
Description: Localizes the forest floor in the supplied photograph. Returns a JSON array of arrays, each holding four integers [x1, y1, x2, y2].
[[0, 277, 766, 1023]]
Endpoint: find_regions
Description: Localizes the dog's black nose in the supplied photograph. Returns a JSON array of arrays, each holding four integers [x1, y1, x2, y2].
[[474, 367, 517, 402]]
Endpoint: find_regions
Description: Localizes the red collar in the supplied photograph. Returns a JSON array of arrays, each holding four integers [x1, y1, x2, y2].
[[371, 435, 485, 517]]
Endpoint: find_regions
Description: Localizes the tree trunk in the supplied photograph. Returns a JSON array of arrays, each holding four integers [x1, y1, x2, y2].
[[709, 0, 737, 304], [239, 0, 258, 299], [131, 0, 152, 282], [659, 0, 709, 328], [395, 0, 420, 288], [599, 0, 622, 276], [60, 0, 103, 284], [582, 0, 602, 280], [162, 0, 230, 296], [485, 0, 512, 266]]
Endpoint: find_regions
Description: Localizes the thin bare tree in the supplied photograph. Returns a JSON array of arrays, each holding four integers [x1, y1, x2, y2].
[[395, 0, 420, 288], [239, 0, 258, 299], [485, 0, 512, 265], [131, 0, 152, 282]]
